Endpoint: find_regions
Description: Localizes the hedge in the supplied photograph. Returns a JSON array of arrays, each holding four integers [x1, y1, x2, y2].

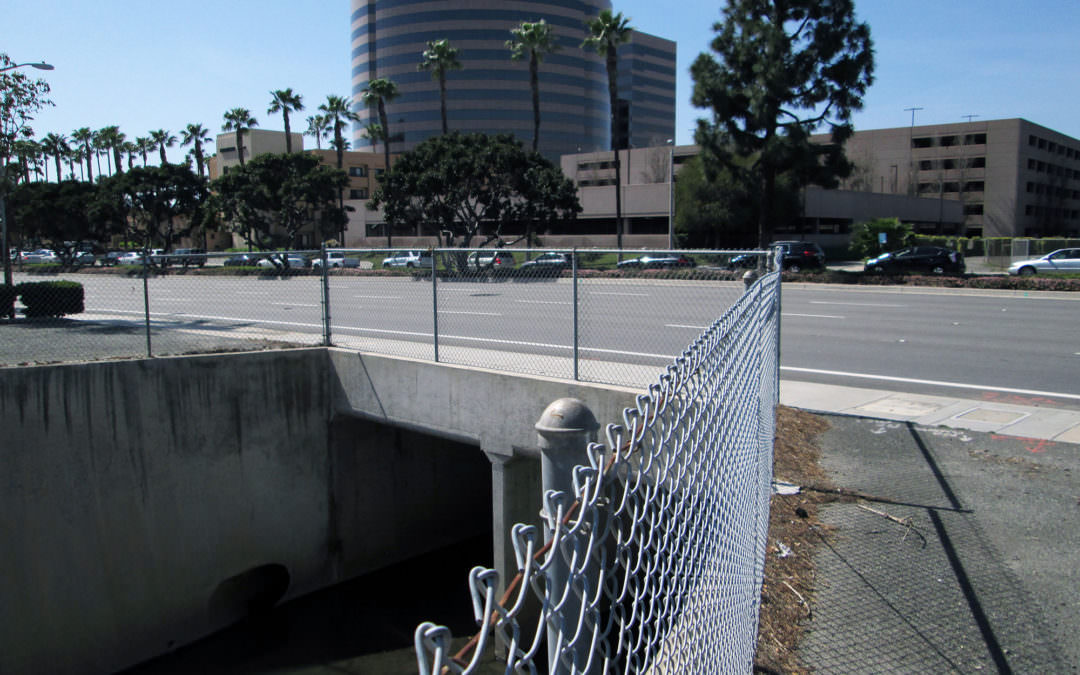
[[15, 280, 85, 317], [0, 285, 15, 317]]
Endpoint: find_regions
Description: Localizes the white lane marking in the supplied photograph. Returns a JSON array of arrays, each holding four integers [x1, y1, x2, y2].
[[353, 295, 402, 300], [270, 302, 320, 307], [809, 301, 906, 308], [783, 313, 844, 319], [439, 310, 502, 316], [591, 291, 649, 297], [518, 300, 572, 305], [781, 366, 1080, 401], [667, 324, 708, 330]]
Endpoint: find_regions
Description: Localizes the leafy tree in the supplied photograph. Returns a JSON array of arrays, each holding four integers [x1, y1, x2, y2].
[[674, 155, 753, 249], [99, 164, 208, 252], [305, 114, 330, 150], [180, 123, 211, 178], [7, 180, 116, 262], [419, 39, 462, 135], [369, 132, 580, 256], [148, 129, 176, 166], [268, 88, 304, 153], [209, 152, 348, 252], [360, 79, 400, 173], [583, 9, 632, 250], [691, 0, 874, 247], [849, 217, 914, 258], [507, 21, 558, 152], [0, 53, 53, 181], [222, 108, 257, 166], [70, 127, 95, 182]]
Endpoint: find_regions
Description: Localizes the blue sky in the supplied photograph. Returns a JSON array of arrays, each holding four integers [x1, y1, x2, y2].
[[7, 1, 1080, 165]]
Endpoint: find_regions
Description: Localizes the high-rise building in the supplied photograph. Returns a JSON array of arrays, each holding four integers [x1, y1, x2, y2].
[[349, 0, 675, 160]]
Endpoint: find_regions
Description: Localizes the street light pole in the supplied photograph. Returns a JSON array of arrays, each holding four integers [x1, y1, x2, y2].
[[1, 60, 54, 288], [666, 139, 675, 249]]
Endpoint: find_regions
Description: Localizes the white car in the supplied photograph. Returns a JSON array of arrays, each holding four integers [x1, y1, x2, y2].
[[382, 250, 432, 268], [116, 252, 145, 266], [21, 249, 58, 264], [1008, 248, 1080, 276], [256, 253, 309, 270], [312, 252, 361, 269]]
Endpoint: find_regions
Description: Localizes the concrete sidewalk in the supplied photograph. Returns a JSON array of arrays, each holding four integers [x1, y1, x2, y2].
[[781, 379, 1080, 444]]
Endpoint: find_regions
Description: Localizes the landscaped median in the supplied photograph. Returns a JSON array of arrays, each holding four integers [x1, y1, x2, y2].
[[783, 269, 1080, 291]]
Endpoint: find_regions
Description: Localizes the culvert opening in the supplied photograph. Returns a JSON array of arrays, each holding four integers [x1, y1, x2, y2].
[[207, 563, 291, 622]]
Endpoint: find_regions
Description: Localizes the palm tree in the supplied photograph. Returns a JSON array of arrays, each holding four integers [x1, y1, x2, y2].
[[123, 141, 138, 171], [93, 128, 111, 176], [584, 9, 633, 251], [71, 127, 94, 182], [102, 126, 126, 174], [222, 108, 258, 166], [149, 129, 177, 165], [360, 79, 400, 174], [70, 145, 85, 181], [180, 123, 211, 177], [135, 136, 152, 167], [41, 133, 69, 182], [305, 114, 330, 150], [268, 88, 304, 153], [418, 39, 462, 135], [318, 95, 361, 170], [508, 21, 559, 152]]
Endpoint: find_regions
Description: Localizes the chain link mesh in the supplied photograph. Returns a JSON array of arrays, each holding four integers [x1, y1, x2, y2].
[[415, 269, 780, 674]]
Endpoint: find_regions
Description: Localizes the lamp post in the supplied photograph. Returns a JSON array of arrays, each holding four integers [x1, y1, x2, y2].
[[2, 60, 54, 288], [666, 139, 675, 249]]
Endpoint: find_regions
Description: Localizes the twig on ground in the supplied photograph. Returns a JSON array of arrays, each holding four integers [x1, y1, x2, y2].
[[782, 580, 812, 619]]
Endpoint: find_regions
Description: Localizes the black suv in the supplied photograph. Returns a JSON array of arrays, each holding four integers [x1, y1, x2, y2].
[[770, 241, 826, 272], [864, 246, 965, 275]]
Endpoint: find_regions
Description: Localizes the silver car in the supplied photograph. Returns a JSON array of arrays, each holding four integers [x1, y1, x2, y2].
[[1008, 248, 1080, 276]]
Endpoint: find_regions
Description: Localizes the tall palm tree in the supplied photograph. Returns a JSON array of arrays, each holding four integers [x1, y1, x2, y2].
[[71, 127, 94, 182], [135, 136, 152, 167], [360, 79, 400, 174], [93, 128, 111, 176], [41, 133, 69, 182], [70, 145, 85, 181], [123, 140, 138, 171], [418, 39, 462, 135], [149, 129, 177, 165], [268, 88, 304, 153], [180, 123, 211, 177], [584, 9, 633, 251], [318, 95, 361, 170], [222, 108, 258, 166], [102, 126, 126, 174], [508, 21, 559, 152], [305, 114, 330, 150]]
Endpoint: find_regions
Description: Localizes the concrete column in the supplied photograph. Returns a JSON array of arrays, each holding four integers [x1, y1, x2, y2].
[[485, 450, 542, 595]]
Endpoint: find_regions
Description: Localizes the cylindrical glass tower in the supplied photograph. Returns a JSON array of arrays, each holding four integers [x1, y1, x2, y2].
[[350, 0, 612, 160]]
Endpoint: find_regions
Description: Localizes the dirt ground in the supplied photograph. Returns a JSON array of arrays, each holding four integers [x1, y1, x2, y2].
[[755, 406, 832, 674]]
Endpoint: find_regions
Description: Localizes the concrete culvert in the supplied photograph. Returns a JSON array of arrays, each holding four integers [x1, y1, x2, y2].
[[208, 563, 291, 623]]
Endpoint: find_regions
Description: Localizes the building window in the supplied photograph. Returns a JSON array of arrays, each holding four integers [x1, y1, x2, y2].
[[942, 158, 957, 170], [963, 203, 984, 216], [348, 166, 368, 177], [375, 168, 385, 178], [1025, 205, 1034, 215], [964, 133, 986, 145], [964, 181, 985, 192], [1038, 138, 1047, 150], [912, 137, 933, 149], [942, 181, 960, 193], [939, 135, 958, 147], [918, 160, 934, 171], [966, 156, 986, 168], [349, 188, 369, 199], [1027, 182, 1034, 193], [1029, 135, 1037, 146]]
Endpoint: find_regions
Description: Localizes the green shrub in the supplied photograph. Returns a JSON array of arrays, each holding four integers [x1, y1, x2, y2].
[[16, 280, 85, 317], [0, 285, 15, 317]]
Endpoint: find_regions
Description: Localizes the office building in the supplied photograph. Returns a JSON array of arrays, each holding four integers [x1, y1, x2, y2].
[[349, 0, 675, 160]]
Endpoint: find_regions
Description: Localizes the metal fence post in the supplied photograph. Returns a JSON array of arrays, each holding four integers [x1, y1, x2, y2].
[[320, 246, 331, 346], [536, 398, 598, 674], [572, 248, 579, 381], [432, 249, 439, 363], [142, 252, 152, 357]]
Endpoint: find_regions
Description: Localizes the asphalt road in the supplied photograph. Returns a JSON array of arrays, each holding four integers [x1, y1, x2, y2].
[[13, 273, 1080, 406]]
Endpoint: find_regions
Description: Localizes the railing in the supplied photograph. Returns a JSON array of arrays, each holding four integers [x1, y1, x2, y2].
[[0, 248, 770, 388], [415, 265, 781, 673]]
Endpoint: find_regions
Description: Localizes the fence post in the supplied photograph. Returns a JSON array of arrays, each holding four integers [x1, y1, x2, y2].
[[572, 248, 579, 380], [536, 398, 598, 674], [432, 249, 439, 363], [142, 252, 152, 357], [320, 246, 331, 346]]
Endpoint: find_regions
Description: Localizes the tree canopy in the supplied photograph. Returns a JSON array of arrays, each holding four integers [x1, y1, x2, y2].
[[7, 180, 117, 261], [1, 54, 54, 186], [98, 164, 209, 251], [209, 152, 348, 250], [368, 132, 580, 249], [691, 0, 874, 246]]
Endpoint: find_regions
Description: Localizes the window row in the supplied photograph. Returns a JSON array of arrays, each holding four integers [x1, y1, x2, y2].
[[346, 166, 385, 178], [1026, 182, 1080, 199], [1028, 134, 1080, 160], [917, 181, 984, 194], [917, 157, 986, 171], [1026, 158, 1080, 179], [911, 133, 986, 149], [349, 188, 369, 200], [1024, 204, 1080, 219]]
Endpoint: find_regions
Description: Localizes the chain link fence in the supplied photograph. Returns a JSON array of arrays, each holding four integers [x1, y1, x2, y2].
[[1, 248, 768, 388], [415, 267, 780, 673]]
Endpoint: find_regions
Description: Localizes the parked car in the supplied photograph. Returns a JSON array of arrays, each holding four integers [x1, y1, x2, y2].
[[21, 249, 58, 264], [865, 246, 965, 275], [726, 253, 765, 270], [99, 251, 127, 267], [381, 250, 433, 268], [72, 251, 96, 266], [770, 241, 826, 272], [1008, 248, 1080, 276], [312, 251, 361, 269], [518, 252, 572, 275], [222, 253, 264, 267], [617, 254, 696, 269], [466, 250, 517, 271], [116, 252, 146, 266], [162, 248, 207, 267], [256, 253, 310, 270]]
